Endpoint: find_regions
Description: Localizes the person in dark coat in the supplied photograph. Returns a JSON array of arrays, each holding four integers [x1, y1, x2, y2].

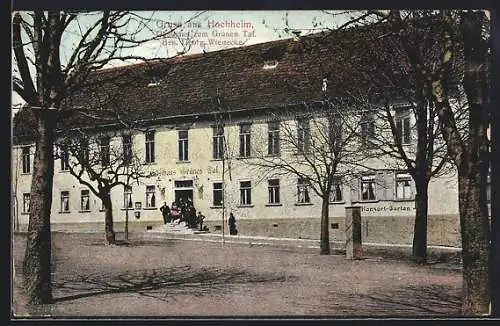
[[159, 202, 170, 224], [228, 212, 237, 235], [197, 211, 205, 231]]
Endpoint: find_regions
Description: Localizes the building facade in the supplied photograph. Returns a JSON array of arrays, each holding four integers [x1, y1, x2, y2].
[[13, 27, 481, 247]]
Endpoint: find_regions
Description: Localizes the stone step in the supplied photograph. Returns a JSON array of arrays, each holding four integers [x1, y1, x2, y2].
[[148, 223, 196, 234]]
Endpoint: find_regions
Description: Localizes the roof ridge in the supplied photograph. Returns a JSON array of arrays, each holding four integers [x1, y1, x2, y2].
[[94, 35, 300, 74]]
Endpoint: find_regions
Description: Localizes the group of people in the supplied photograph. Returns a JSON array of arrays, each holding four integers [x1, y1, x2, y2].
[[160, 198, 206, 231], [159, 200, 239, 234]]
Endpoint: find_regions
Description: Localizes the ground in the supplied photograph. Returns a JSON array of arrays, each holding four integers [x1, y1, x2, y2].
[[12, 232, 463, 318]]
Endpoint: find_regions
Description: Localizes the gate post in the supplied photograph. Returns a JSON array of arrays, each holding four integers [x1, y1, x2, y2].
[[345, 206, 363, 260]]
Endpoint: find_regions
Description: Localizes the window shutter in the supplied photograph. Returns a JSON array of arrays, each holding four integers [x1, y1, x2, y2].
[[385, 171, 395, 200], [396, 119, 402, 141], [350, 177, 360, 203], [403, 117, 411, 144], [376, 171, 386, 201]]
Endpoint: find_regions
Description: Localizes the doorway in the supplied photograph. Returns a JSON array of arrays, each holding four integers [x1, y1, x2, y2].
[[174, 180, 194, 206]]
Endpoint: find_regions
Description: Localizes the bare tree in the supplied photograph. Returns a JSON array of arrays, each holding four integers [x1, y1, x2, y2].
[[338, 16, 458, 264], [338, 9, 491, 315], [249, 99, 364, 255], [55, 128, 158, 244], [12, 10, 204, 304], [270, 10, 491, 313]]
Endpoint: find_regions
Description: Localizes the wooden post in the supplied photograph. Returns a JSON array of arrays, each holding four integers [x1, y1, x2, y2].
[[345, 206, 363, 260]]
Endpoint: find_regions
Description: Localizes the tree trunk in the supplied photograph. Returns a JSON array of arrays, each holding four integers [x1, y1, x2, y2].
[[458, 165, 490, 315], [320, 196, 330, 255], [22, 112, 55, 304], [412, 179, 429, 264], [102, 192, 115, 244]]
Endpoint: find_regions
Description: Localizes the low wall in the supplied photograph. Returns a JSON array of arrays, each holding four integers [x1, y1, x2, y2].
[[204, 214, 461, 247], [14, 214, 462, 247]]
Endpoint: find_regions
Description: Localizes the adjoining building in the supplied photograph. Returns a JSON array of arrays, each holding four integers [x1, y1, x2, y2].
[[12, 23, 487, 246]]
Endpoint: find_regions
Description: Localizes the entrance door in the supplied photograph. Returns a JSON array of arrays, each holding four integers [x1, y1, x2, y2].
[[175, 189, 194, 205], [174, 180, 194, 206]]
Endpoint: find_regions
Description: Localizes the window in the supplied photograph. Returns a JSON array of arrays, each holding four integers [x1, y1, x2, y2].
[[178, 130, 189, 161], [268, 179, 280, 204], [240, 181, 252, 205], [60, 148, 70, 171], [268, 121, 280, 156], [360, 112, 375, 148], [329, 177, 343, 202], [145, 131, 155, 163], [175, 180, 194, 188], [395, 173, 412, 200], [60, 191, 70, 212], [100, 136, 110, 166], [486, 169, 491, 203], [80, 190, 90, 211], [328, 116, 342, 152], [396, 114, 411, 145], [297, 118, 310, 154], [212, 126, 225, 160], [21, 146, 30, 173], [22, 193, 30, 213], [123, 134, 132, 165], [239, 124, 251, 158], [297, 178, 311, 203], [213, 182, 223, 206], [124, 185, 133, 209], [361, 175, 376, 201], [263, 60, 279, 69], [145, 185, 156, 208], [79, 138, 90, 163]]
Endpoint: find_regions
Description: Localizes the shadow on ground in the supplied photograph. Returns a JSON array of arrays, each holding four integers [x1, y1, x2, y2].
[[327, 284, 462, 316], [52, 266, 295, 303]]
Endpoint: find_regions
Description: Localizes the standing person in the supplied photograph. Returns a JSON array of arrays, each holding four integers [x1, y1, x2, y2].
[[197, 211, 206, 231], [171, 201, 180, 223], [159, 202, 170, 224], [228, 212, 237, 235]]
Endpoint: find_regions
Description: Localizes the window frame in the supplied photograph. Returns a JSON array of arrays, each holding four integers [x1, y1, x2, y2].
[[100, 136, 111, 166], [239, 180, 252, 205], [21, 146, 30, 174], [268, 179, 280, 204], [297, 118, 311, 154], [395, 114, 411, 145], [212, 182, 224, 207], [124, 185, 133, 209], [60, 148, 70, 171], [122, 134, 133, 165], [60, 190, 70, 212], [297, 177, 311, 204], [212, 126, 225, 160], [329, 177, 343, 203], [360, 174, 376, 201], [80, 189, 90, 211], [268, 121, 280, 156], [360, 112, 376, 148], [22, 193, 30, 213], [145, 131, 155, 164], [239, 124, 251, 158], [328, 115, 343, 152], [145, 185, 156, 208], [178, 129, 189, 162]]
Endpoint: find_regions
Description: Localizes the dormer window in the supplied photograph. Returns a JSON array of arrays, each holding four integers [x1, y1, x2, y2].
[[263, 60, 279, 70], [147, 76, 162, 87]]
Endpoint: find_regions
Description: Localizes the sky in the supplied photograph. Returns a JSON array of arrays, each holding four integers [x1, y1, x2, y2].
[[11, 10, 354, 109]]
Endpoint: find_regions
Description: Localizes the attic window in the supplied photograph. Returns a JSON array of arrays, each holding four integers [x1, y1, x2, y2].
[[147, 76, 162, 87], [263, 60, 279, 70]]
